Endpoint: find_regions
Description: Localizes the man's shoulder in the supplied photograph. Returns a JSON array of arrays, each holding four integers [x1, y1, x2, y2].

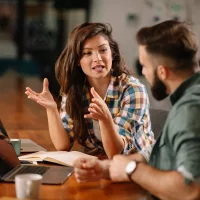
[[173, 85, 200, 113], [164, 93, 200, 140]]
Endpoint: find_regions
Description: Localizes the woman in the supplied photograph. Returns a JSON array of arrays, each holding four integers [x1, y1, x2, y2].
[[25, 22, 154, 158]]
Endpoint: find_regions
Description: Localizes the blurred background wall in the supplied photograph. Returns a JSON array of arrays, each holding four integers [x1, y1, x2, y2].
[[1, 0, 200, 110]]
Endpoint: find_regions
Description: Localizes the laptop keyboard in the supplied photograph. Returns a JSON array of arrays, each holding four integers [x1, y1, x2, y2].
[[8, 165, 49, 181]]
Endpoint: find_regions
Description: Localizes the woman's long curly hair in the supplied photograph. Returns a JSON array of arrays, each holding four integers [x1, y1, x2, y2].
[[55, 22, 130, 145]]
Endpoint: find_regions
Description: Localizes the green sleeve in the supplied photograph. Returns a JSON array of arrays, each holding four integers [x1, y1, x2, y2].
[[169, 104, 200, 184]]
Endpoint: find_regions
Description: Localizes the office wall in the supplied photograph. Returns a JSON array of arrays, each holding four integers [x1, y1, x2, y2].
[[90, 0, 200, 72]]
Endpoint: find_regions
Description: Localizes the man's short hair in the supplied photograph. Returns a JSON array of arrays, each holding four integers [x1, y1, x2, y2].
[[136, 20, 199, 70]]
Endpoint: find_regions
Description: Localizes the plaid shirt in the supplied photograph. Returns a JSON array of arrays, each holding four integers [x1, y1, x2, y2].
[[60, 73, 155, 155]]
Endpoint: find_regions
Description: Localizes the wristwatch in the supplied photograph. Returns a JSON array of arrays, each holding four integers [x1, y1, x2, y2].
[[125, 161, 137, 181]]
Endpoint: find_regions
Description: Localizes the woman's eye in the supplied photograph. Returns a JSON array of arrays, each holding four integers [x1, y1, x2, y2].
[[100, 48, 107, 53], [83, 52, 91, 56]]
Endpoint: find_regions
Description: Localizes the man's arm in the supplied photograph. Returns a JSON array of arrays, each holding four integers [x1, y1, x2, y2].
[[74, 157, 111, 182], [73, 152, 147, 182], [110, 155, 200, 200], [132, 163, 199, 200]]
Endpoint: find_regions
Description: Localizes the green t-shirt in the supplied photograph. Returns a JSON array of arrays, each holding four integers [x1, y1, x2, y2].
[[149, 72, 200, 185]]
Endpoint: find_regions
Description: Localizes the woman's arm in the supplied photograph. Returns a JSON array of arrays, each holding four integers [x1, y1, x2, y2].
[[85, 87, 124, 158], [100, 82, 154, 158], [25, 78, 73, 151], [85, 79, 154, 158], [99, 113, 124, 158], [46, 107, 71, 151]]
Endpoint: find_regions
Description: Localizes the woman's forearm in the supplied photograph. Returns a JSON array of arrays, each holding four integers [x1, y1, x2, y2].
[[46, 108, 71, 151], [99, 117, 124, 158]]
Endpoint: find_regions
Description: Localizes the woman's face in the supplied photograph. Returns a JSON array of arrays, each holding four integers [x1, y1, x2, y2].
[[79, 34, 112, 81]]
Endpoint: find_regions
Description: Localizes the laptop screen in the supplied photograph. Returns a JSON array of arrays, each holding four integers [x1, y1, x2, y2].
[[0, 121, 20, 178]]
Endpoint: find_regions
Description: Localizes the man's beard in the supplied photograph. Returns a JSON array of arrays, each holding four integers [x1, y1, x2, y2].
[[151, 72, 168, 101]]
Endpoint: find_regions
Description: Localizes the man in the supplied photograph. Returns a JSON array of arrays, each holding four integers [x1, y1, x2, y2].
[[73, 20, 200, 200]]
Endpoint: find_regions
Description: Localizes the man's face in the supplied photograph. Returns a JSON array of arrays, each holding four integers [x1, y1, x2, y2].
[[139, 45, 168, 101]]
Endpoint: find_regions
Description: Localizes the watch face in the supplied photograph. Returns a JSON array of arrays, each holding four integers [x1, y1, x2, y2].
[[126, 161, 136, 175]]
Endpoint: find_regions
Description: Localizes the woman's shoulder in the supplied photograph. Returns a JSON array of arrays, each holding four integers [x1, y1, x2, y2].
[[117, 73, 146, 91]]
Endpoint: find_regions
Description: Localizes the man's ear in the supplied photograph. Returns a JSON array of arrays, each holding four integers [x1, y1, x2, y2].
[[157, 65, 169, 81]]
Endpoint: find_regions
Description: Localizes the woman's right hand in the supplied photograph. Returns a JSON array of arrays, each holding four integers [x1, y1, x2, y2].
[[25, 78, 57, 111]]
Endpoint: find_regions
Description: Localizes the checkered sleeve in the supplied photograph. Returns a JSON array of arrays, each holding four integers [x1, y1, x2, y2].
[[60, 96, 75, 149], [114, 84, 155, 155]]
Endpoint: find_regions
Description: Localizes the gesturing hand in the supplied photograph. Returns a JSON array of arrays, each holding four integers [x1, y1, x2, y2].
[[25, 78, 57, 111], [84, 87, 111, 122]]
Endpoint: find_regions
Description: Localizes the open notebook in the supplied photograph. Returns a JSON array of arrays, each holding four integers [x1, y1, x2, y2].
[[19, 151, 97, 167]]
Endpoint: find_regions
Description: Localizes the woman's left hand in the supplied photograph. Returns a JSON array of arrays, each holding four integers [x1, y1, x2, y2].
[[84, 87, 111, 122]]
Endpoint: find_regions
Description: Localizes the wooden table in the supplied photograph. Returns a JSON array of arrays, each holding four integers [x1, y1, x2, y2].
[[0, 171, 147, 199], [0, 71, 150, 199], [0, 130, 149, 200]]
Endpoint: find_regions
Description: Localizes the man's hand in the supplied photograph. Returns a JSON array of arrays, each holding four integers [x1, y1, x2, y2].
[[74, 157, 110, 182], [109, 155, 133, 182]]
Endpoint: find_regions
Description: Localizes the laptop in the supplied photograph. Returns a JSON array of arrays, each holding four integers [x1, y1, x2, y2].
[[21, 139, 47, 153], [0, 122, 74, 185], [0, 119, 47, 152]]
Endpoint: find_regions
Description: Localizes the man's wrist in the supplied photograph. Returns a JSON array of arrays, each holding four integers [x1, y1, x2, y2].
[[127, 153, 147, 164], [101, 160, 111, 179], [126, 161, 137, 181]]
